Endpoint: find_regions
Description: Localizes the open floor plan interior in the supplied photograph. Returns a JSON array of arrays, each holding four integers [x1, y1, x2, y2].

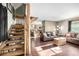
[[0, 3, 79, 56]]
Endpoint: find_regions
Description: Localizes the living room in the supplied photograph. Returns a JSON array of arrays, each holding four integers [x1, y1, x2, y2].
[[30, 3, 79, 56], [0, 3, 79, 56]]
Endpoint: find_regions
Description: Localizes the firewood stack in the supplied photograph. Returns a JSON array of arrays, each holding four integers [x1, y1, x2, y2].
[[0, 24, 24, 56]]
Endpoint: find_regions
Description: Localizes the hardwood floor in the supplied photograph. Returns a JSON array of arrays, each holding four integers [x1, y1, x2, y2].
[[58, 43, 79, 56], [31, 38, 79, 56]]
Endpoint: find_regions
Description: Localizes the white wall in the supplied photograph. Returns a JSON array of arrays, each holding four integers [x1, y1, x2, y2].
[[43, 21, 56, 35], [8, 10, 15, 30], [42, 20, 69, 35], [15, 18, 24, 25], [58, 20, 69, 35]]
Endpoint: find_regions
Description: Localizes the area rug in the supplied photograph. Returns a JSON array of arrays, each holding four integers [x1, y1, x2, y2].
[[37, 49, 56, 56], [35, 44, 63, 56], [50, 47, 62, 54]]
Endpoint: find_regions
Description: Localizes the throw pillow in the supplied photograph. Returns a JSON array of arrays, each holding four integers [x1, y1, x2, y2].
[[77, 34, 79, 39]]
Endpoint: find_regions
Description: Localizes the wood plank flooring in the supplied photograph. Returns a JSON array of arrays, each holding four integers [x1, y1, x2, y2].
[[31, 38, 79, 56]]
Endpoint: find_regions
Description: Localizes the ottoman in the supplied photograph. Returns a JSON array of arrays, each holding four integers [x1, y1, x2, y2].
[[53, 37, 66, 46]]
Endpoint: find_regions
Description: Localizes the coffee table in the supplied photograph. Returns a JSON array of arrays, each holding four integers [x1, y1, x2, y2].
[[53, 37, 66, 46]]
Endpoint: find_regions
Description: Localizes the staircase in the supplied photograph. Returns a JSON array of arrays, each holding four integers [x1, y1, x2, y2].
[[0, 24, 24, 56]]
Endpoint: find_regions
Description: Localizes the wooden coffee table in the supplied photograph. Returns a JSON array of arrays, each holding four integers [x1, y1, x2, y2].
[[53, 37, 66, 46]]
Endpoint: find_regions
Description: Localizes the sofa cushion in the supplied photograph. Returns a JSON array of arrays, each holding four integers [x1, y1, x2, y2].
[[72, 33, 78, 38], [46, 32, 53, 37], [71, 33, 75, 38], [66, 32, 77, 38], [77, 34, 79, 39], [47, 33, 50, 37], [65, 32, 72, 37]]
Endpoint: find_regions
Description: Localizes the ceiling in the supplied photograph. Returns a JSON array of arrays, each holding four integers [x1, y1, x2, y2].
[[30, 3, 79, 21], [12, 3, 79, 21]]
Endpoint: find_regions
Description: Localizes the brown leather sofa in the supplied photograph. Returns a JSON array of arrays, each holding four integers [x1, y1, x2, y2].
[[65, 32, 79, 45]]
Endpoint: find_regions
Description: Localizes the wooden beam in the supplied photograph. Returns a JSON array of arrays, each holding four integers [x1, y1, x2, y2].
[[15, 15, 24, 19], [24, 3, 31, 56], [15, 15, 37, 23]]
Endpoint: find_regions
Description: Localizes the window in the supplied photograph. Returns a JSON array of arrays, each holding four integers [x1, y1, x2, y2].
[[71, 21, 79, 33]]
